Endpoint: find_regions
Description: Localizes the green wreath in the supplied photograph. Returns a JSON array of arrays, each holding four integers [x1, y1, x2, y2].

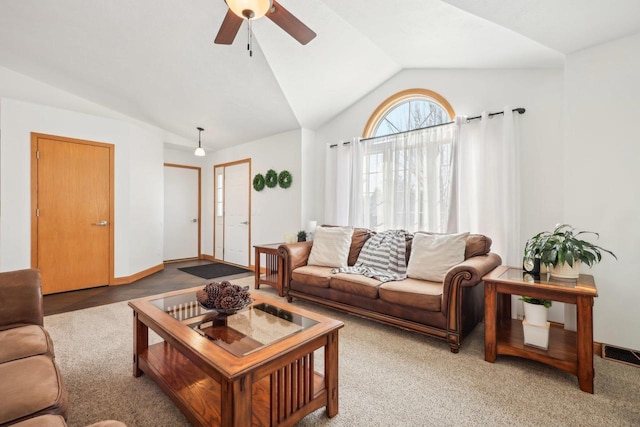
[[278, 170, 292, 188], [265, 169, 278, 188], [253, 173, 265, 191]]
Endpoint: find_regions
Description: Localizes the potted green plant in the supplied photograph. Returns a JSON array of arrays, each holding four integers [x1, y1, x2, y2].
[[297, 230, 307, 242], [520, 296, 552, 325], [524, 224, 616, 279]]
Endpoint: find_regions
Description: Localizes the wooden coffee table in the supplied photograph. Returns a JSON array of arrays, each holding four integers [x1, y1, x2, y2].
[[129, 288, 344, 426]]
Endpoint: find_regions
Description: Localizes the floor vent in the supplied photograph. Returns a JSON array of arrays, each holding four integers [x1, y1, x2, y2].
[[602, 344, 640, 367]]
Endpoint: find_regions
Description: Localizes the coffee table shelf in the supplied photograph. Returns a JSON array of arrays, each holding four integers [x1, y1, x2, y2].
[[139, 342, 326, 426]]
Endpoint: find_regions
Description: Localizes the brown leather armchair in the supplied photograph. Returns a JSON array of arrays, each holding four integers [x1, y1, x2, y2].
[[0, 269, 127, 427], [0, 269, 68, 426]]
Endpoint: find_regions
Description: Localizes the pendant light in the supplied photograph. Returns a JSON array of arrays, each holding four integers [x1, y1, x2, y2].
[[194, 127, 205, 157]]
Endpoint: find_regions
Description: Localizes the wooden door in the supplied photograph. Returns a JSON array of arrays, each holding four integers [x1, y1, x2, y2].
[[163, 164, 200, 261], [31, 133, 114, 294]]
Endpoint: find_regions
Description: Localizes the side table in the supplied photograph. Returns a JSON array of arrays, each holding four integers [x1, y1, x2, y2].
[[483, 266, 598, 393], [254, 243, 285, 297]]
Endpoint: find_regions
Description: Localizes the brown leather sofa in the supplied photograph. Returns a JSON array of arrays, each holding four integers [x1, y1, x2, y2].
[[279, 229, 502, 352], [0, 269, 125, 427]]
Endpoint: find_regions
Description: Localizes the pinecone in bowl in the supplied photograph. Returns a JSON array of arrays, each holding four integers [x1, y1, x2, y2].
[[196, 280, 252, 312]]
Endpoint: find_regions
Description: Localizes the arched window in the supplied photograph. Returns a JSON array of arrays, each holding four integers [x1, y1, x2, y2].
[[348, 89, 457, 232], [363, 88, 455, 138]]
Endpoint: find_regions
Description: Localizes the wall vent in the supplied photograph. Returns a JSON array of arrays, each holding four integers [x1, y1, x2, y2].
[[602, 344, 640, 368]]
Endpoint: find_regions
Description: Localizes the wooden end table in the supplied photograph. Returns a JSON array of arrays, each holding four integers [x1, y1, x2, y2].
[[254, 243, 285, 297], [483, 266, 597, 393]]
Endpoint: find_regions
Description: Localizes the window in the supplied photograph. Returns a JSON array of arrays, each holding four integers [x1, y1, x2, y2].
[[362, 88, 455, 138], [354, 89, 456, 232]]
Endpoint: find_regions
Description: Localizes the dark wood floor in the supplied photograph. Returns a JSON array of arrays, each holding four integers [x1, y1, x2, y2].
[[43, 260, 253, 316]]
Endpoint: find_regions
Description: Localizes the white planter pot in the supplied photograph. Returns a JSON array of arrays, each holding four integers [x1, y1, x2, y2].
[[523, 319, 550, 350], [549, 260, 581, 279], [523, 302, 549, 326]]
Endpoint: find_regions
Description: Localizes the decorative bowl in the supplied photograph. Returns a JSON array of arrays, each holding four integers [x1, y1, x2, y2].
[[198, 298, 253, 315]]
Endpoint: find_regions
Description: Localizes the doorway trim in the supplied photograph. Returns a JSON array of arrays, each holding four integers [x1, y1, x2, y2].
[[212, 158, 251, 266], [30, 132, 115, 285]]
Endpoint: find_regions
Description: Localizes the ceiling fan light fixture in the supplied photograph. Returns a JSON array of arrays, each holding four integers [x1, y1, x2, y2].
[[226, 0, 272, 20], [195, 127, 206, 157]]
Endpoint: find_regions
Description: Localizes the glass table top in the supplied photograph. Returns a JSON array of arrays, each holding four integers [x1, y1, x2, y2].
[[150, 292, 318, 357], [500, 268, 578, 287]]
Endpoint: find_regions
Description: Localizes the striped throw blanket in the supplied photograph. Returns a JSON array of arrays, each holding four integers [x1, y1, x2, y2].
[[331, 230, 410, 282]]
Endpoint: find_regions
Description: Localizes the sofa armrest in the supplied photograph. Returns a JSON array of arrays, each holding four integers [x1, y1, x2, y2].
[[442, 253, 502, 310], [0, 269, 44, 330], [278, 242, 313, 290]]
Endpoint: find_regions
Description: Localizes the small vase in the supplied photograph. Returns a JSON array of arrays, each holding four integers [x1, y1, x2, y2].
[[523, 302, 548, 326], [549, 260, 581, 279]]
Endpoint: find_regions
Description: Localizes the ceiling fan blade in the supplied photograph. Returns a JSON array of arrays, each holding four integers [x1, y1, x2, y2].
[[267, 1, 316, 45], [215, 9, 243, 45]]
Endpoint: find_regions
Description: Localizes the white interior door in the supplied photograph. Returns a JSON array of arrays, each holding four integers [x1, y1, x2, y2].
[[164, 165, 200, 261], [223, 162, 250, 266]]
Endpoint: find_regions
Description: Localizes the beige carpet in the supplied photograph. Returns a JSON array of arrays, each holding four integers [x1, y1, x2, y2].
[[45, 276, 640, 426]]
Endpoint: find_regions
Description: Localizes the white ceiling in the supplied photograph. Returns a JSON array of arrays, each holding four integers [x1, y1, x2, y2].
[[0, 0, 639, 150]]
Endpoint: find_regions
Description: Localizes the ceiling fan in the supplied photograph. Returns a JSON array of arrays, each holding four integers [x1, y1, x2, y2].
[[214, 0, 316, 46]]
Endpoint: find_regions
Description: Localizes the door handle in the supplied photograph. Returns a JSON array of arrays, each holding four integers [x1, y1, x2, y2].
[[241, 221, 248, 225], [192, 219, 198, 223], [95, 220, 109, 226]]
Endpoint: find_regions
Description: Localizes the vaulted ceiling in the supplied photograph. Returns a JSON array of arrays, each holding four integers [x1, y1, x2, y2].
[[1, 0, 639, 150]]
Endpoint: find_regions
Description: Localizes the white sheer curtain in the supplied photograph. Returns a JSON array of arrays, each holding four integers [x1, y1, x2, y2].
[[324, 108, 520, 252], [457, 107, 521, 266], [324, 138, 357, 226], [350, 124, 457, 233]]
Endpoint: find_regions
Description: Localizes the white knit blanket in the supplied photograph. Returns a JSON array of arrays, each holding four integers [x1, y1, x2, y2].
[[331, 230, 410, 282]]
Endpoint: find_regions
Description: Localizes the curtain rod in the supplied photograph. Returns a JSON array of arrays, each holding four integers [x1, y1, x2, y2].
[[347, 107, 526, 144], [465, 107, 525, 122]]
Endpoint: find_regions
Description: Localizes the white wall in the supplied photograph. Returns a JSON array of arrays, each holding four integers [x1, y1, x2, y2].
[[176, 130, 303, 266], [0, 97, 165, 278], [564, 33, 640, 349], [300, 128, 320, 230]]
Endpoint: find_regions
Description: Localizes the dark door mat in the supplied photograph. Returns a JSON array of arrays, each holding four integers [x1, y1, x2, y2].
[[178, 263, 251, 280]]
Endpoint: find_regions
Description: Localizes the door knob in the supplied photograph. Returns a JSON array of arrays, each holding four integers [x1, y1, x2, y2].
[[192, 219, 198, 223], [95, 220, 108, 226]]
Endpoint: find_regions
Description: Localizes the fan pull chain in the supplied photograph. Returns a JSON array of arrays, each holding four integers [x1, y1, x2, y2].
[[247, 19, 253, 57]]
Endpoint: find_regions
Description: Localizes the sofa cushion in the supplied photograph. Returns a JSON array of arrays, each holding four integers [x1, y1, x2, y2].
[[308, 226, 353, 268], [9, 415, 68, 427], [329, 273, 382, 299], [10, 415, 128, 427], [0, 355, 68, 425], [0, 325, 55, 363], [407, 232, 469, 282], [291, 266, 334, 288], [379, 279, 442, 311]]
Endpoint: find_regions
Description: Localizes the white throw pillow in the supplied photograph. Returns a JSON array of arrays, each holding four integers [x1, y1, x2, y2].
[[307, 226, 354, 268], [406, 232, 470, 282]]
